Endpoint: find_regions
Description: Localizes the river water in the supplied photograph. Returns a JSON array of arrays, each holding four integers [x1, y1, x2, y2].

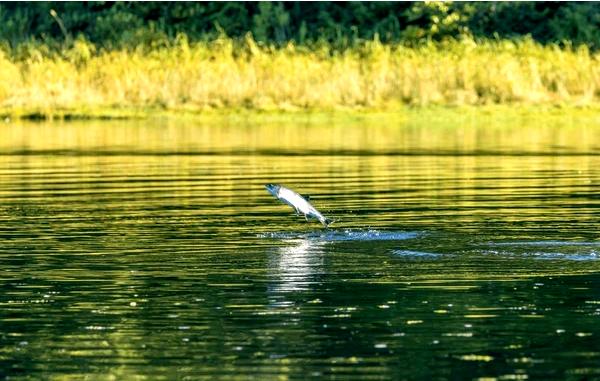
[[1, 115, 600, 380]]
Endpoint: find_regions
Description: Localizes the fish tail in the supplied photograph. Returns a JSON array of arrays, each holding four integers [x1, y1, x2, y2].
[[321, 217, 334, 227]]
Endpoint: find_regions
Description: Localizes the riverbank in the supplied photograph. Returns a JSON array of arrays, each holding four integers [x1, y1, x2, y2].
[[1, 36, 599, 120], [3, 105, 599, 133]]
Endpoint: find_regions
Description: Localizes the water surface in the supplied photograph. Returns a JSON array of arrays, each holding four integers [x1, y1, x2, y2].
[[1, 116, 600, 380]]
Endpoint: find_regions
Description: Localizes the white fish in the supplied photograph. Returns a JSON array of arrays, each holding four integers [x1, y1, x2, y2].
[[265, 184, 333, 227]]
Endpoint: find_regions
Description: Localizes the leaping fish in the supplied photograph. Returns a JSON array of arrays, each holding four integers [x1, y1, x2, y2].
[[265, 184, 333, 227]]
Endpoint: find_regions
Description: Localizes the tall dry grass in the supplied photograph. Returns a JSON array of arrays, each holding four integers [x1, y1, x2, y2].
[[0, 35, 599, 116]]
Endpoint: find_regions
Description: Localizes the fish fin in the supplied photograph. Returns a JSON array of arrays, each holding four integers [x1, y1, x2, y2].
[[302, 194, 311, 201]]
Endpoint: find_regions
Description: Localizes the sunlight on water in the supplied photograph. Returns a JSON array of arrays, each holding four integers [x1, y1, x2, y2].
[[1, 116, 600, 380], [268, 239, 325, 294]]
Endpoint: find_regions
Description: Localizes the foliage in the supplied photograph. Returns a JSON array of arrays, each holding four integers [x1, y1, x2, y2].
[[0, 2, 599, 49]]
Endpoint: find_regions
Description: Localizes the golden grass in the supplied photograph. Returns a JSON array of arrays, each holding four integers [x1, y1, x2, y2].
[[0, 36, 599, 118]]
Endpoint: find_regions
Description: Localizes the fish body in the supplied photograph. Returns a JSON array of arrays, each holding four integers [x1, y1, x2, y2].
[[265, 184, 333, 227]]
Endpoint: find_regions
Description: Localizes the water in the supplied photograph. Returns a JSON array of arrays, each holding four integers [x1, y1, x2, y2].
[[1, 116, 600, 380]]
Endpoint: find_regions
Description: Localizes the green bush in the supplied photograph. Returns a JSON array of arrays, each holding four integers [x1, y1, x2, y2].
[[0, 2, 598, 50]]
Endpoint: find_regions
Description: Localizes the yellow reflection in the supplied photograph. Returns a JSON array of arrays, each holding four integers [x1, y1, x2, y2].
[[0, 112, 599, 154]]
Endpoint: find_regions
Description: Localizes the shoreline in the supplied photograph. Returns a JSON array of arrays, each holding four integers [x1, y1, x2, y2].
[[2, 104, 599, 123]]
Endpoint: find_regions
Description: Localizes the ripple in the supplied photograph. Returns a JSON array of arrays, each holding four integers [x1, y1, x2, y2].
[[391, 250, 443, 259], [532, 251, 600, 261], [482, 248, 600, 261], [491, 241, 600, 247], [479, 240, 600, 261]]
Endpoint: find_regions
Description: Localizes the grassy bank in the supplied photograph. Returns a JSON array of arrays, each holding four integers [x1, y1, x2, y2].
[[1, 36, 599, 119]]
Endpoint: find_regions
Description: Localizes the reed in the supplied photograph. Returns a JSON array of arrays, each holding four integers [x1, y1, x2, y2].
[[1, 36, 599, 118]]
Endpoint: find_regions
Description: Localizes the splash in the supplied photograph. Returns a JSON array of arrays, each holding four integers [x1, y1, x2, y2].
[[258, 229, 421, 242]]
